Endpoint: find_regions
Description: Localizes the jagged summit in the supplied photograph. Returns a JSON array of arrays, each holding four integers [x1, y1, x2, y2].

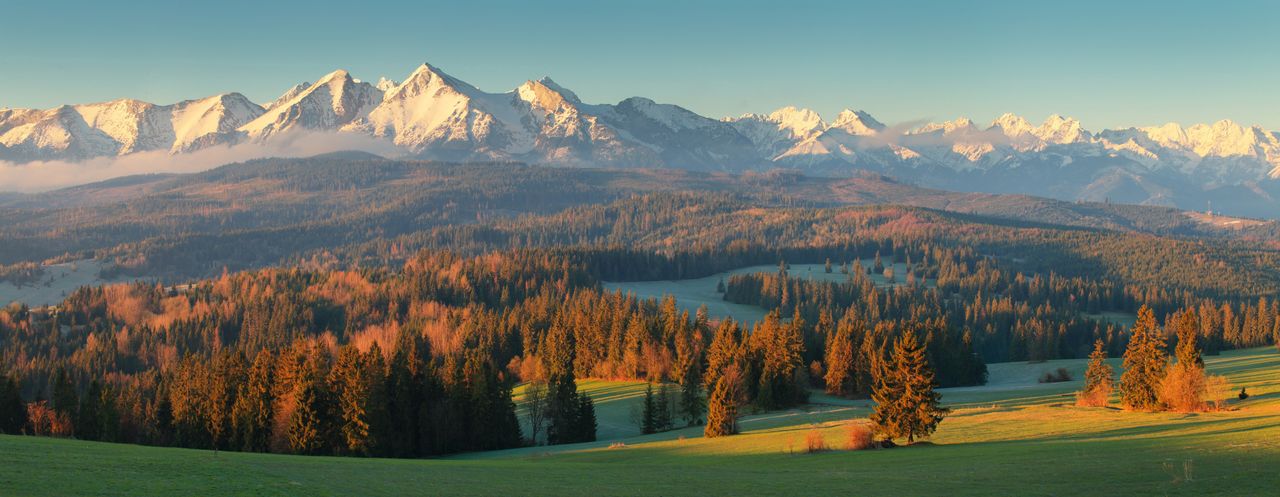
[[2, 60, 1278, 212]]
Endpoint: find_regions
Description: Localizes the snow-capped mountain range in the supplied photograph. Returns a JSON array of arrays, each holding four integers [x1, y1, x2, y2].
[[3, 62, 1279, 217]]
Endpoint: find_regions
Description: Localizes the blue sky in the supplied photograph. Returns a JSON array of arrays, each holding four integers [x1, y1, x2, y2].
[[4, 0, 1278, 129]]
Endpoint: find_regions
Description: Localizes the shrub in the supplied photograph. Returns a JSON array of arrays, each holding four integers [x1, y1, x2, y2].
[[804, 428, 828, 453], [846, 423, 875, 451], [1159, 365, 1207, 413], [1074, 382, 1112, 408], [1204, 375, 1233, 411], [1039, 368, 1073, 383]]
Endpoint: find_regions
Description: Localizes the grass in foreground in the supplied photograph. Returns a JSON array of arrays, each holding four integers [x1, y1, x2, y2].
[[3, 348, 1279, 496]]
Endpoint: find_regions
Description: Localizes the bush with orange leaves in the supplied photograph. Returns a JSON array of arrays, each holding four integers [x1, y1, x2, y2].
[[846, 423, 875, 451], [804, 428, 828, 453], [1159, 364, 1207, 412]]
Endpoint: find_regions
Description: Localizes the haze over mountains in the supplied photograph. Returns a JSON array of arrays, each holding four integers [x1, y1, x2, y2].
[[3, 62, 1279, 218]]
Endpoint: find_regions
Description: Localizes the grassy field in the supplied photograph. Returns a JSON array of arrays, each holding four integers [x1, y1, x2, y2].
[[3, 348, 1279, 496]]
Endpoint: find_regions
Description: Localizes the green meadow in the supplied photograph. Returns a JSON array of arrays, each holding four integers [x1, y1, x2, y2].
[[3, 347, 1277, 496]]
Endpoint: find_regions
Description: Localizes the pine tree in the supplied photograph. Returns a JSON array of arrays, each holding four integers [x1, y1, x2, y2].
[[870, 330, 949, 444], [1076, 339, 1114, 407], [0, 373, 25, 434], [679, 369, 704, 426], [655, 383, 673, 431], [824, 311, 861, 397], [576, 394, 597, 442], [704, 367, 742, 438], [1119, 305, 1167, 411], [640, 383, 657, 434], [1172, 310, 1203, 368], [703, 319, 742, 396], [289, 380, 328, 454], [755, 310, 806, 409], [51, 368, 77, 420], [232, 350, 275, 452], [330, 346, 373, 455]]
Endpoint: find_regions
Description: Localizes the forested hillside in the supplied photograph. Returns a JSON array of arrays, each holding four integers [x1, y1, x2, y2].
[[1, 156, 1276, 285]]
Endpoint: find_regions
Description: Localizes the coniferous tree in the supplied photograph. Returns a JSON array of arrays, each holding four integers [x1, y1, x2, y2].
[[703, 320, 743, 396], [51, 368, 78, 422], [1076, 339, 1114, 407], [0, 373, 25, 434], [824, 310, 863, 398], [754, 310, 806, 409], [704, 366, 742, 438], [655, 383, 673, 431], [77, 380, 104, 441], [870, 330, 949, 444], [640, 383, 657, 434], [1172, 310, 1203, 368], [679, 370, 704, 426], [1119, 305, 1167, 411], [330, 346, 374, 455], [575, 394, 597, 443], [232, 350, 275, 452]]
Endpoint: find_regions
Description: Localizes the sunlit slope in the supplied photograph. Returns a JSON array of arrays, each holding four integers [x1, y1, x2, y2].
[[2, 348, 1278, 496]]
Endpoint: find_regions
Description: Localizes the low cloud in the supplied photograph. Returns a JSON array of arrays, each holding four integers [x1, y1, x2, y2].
[[0, 131, 404, 193]]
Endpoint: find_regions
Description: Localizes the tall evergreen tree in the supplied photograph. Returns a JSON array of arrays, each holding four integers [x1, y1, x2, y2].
[[76, 380, 104, 441], [51, 368, 77, 421], [330, 346, 375, 455], [824, 310, 863, 397], [704, 367, 742, 438], [1172, 310, 1203, 368], [1119, 305, 1167, 411], [640, 383, 657, 434], [232, 350, 275, 452], [654, 383, 673, 431], [870, 330, 949, 444], [1077, 339, 1114, 407], [0, 373, 25, 434]]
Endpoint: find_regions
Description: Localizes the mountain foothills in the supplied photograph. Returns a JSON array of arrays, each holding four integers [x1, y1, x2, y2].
[[2, 63, 1279, 217]]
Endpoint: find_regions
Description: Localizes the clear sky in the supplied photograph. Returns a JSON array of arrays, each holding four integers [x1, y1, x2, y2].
[[4, 0, 1278, 129]]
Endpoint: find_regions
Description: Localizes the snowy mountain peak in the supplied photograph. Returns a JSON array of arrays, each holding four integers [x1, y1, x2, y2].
[[240, 69, 381, 139], [536, 77, 581, 104], [990, 113, 1035, 138], [517, 78, 578, 112], [831, 109, 884, 135], [267, 83, 310, 111], [1035, 114, 1090, 144], [916, 117, 978, 136], [375, 77, 398, 93], [765, 106, 826, 139]]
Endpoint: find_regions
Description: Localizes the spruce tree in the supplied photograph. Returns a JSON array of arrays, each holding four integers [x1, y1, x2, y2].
[[703, 320, 742, 396], [704, 367, 741, 438], [51, 368, 77, 420], [575, 394, 597, 442], [330, 346, 373, 455], [232, 350, 275, 452], [77, 380, 103, 441], [1077, 339, 1114, 407], [655, 383, 673, 431], [0, 373, 25, 434], [1172, 310, 1203, 368], [1119, 305, 1167, 411], [870, 330, 949, 444], [823, 311, 861, 397], [640, 383, 657, 434]]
